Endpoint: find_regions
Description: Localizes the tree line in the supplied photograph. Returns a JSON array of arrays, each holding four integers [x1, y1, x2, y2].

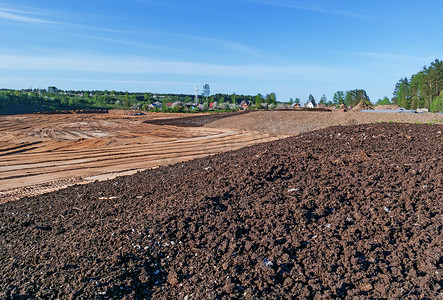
[[392, 59, 443, 112], [0, 87, 279, 115], [297, 89, 371, 108]]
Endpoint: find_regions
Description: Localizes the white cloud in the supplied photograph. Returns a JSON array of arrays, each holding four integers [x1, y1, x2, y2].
[[74, 34, 177, 52], [0, 53, 360, 79], [347, 51, 434, 63], [244, 0, 367, 19], [0, 76, 193, 87], [0, 7, 57, 24], [179, 34, 261, 58]]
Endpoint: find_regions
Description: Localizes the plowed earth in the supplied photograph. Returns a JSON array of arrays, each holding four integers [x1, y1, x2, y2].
[[1, 123, 442, 299], [0, 112, 281, 203]]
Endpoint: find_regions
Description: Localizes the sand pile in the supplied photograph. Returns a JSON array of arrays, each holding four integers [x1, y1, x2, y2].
[[352, 101, 374, 111], [338, 103, 348, 111], [374, 104, 401, 110]]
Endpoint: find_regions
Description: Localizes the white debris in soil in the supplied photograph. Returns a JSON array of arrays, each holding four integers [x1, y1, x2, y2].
[[287, 188, 299, 193], [263, 258, 273, 267], [383, 206, 391, 213]]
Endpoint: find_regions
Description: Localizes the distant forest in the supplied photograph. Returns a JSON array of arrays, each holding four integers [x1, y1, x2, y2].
[[0, 88, 262, 115], [391, 59, 443, 112]]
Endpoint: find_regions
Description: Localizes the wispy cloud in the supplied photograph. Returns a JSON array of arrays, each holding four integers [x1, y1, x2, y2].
[[336, 51, 436, 64], [0, 76, 194, 87], [244, 0, 367, 20], [349, 51, 431, 62], [178, 34, 261, 58], [0, 53, 359, 79], [0, 7, 58, 24], [73, 34, 177, 52]]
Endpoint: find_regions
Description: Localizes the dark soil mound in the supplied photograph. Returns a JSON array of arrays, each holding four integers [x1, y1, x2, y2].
[[143, 111, 250, 127], [1, 124, 442, 299]]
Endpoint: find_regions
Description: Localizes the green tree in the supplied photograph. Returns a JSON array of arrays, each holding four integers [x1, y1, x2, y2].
[[319, 94, 327, 105], [376, 96, 391, 106], [393, 77, 410, 108], [202, 83, 210, 98], [266, 92, 277, 105], [231, 93, 236, 104], [333, 91, 345, 105], [430, 95, 443, 112], [393, 59, 443, 110], [48, 86, 58, 94], [255, 93, 263, 109], [344, 89, 370, 107], [409, 72, 424, 109], [124, 92, 129, 108], [143, 92, 153, 104], [162, 98, 167, 112]]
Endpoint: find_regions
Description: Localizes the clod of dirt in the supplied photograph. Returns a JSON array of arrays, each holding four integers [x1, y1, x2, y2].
[[167, 270, 179, 286]]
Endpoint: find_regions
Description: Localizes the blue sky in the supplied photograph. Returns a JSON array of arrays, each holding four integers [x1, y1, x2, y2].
[[0, 0, 441, 102]]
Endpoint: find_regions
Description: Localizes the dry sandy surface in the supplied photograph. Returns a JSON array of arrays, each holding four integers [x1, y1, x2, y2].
[[206, 110, 443, 135], [0, 111, 282, 203], [1, 110, 442, 203]]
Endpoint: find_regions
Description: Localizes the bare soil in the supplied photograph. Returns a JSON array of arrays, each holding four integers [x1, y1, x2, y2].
[[374, 105, 401, 110], [1, 110, 442, 202], [351, 102, 374, 111], [143, 111, 251, 127], [0, 123, 442, 299], [0, 111, 281, 203], [205, 110, 443, 135]]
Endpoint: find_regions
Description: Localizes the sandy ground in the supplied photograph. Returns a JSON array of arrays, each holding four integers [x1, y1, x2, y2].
[[206, 110, 443, 135], [1, 110, 442, 202], [0, 111, 283, 203]]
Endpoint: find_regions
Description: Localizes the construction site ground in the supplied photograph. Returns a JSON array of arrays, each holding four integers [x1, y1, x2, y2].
[[1, 109, 442, 203], [1, 122, 441, 299]]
